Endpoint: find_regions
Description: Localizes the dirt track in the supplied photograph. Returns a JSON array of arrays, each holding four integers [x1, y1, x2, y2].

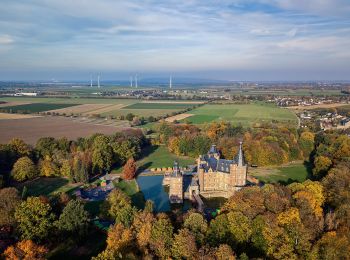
[[0, 116, 129, 145], [165, 113, 194, 122], [0, 113, 39, 120]]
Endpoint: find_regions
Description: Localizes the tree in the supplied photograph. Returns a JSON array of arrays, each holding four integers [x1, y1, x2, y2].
[[313, 155, 332, 178], [144, 199, 154, 213], [215, 244, 235, 260], [0, 187, 21, 227], [60, 159, 73, 179], [122, 158, 137, 180], [15, 197, 55, 241], [39, 156, 59, 177], [4, 240, 48, 260], [171, 228, 198, 259], [35, 137, 58, 158], [11, 156, 37, 181], [101, 189, 136, 227], [227, 211, 252, 246], [125, 113, 135, 121], [92, 135, 112, 173], [183, 212, 208, 245], [150, 214, 174, 259], [9, 138, 31, 158], [106, 223, 134, 254], [56, 199, 89, 238]]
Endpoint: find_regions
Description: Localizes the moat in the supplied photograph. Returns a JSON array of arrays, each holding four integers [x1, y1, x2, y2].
[[136, 175, 226, 212]]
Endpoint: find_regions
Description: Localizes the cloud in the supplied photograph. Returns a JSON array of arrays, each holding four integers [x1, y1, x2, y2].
[[0, 35, 14, 44], [0, 0, 349, 80]]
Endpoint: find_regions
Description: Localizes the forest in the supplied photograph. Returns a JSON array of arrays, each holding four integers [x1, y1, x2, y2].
[[0, 123, 349, 259]]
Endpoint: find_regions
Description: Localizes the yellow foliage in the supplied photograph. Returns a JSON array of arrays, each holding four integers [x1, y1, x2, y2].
[[277, 207, 301, 226], [4, 240, 48, 260]]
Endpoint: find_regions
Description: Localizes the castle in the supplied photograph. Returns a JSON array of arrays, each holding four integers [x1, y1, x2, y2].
[[163, 143, 247, 203]]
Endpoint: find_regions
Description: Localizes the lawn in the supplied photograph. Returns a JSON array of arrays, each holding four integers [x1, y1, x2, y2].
[[250, 162, 311, 184], [184, 102, 298, 126], [137, 145, 195, 170], [0, 103, 78, 113], [114, 179, 145, 209], [16, 177, 81, 197]]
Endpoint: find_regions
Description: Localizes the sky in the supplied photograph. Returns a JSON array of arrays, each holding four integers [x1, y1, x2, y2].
[[0, 0, 350, 81]]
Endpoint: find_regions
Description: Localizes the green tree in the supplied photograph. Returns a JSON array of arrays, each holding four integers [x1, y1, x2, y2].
[[150, 215, 174, 259], [101, 189, 136, 227], [11, 156, 37, 181], [15, 197, 55, 241], [35, 137, 58, 158], [227, 211, 252, 246], [56, 199, 89, 238], [183, 212, 208, 245], [92, 135, 112, 173], [0, 187, 21, 227]]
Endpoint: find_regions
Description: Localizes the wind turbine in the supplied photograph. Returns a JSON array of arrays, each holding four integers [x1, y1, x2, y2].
[[169, 75, 172, 89], [97, 74, 100, 88], [130, 76, 133, 87], [90, 74, 93, 87], [135, 74, 138, 88]]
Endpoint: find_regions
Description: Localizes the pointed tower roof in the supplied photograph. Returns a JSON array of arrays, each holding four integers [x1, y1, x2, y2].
[[172, 161, 181, 176], [237, 141, 244, 166]]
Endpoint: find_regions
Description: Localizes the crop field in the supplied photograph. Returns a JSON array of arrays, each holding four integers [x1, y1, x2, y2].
[[0, 103, 78, 113], [123, 103, 196, 110], [0, 117, 128, 145], [183, 102, 298, 126], [0, 97, 198, 118]]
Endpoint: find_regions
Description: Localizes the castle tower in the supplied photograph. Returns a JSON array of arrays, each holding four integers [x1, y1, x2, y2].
[[231, 142, 247, 187], [169, 161, 183, 203]]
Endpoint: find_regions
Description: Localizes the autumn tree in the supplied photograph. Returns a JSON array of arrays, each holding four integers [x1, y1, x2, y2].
[[0, 187, 21, 227], [313, 155, 332, 178], [9, 138, 31, 158], [39, 156, 59, 177], [4, 240, 48, 260], [215, 244, 236, 260], [11, 156, 37, 181], [171, 228, 198, 259], [15, 197, 55, 241], [122, 157, 137, 180]]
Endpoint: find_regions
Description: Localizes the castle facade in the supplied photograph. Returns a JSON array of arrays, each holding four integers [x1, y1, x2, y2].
[[163, 143, 247, 203]]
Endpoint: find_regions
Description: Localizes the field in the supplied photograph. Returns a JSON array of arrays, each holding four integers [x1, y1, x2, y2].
[[183, 102, 298, 126], [0, 103, 78, 113], [0, 116, 128, 145], [165, 113, 193, 122], [123, 103, 196, 110], [249, 162, 311, 184], [0, 97, 199, 118]]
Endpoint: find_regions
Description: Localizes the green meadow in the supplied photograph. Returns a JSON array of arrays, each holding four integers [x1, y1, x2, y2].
[[184, 102, 298, 126]]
